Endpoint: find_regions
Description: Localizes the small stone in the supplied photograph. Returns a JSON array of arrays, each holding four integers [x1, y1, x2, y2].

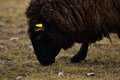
[[15, 76, 24, 80], [58, 72, 64, 77], [15, 74, 26, 80], [0, 45, 5, 50], [28, 45, 33, 50], [9, 37, 19, 41], [86, 72, 95, 76]]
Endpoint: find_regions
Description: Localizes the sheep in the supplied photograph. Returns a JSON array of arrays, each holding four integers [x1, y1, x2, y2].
[[26, 0, 120, 65]]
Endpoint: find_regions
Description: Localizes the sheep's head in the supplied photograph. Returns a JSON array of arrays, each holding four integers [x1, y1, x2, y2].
[[28, 23, 61, 66]]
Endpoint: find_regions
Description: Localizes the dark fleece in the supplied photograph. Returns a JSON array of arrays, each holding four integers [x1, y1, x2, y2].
[[26, 0, 120, 49]]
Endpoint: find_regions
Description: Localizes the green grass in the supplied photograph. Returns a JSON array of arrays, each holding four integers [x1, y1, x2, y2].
[[0, 0, 120, 80]]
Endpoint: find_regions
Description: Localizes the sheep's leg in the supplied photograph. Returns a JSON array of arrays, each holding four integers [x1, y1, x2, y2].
[[71, 43, 89, 63], [118, 33, 120, 38]]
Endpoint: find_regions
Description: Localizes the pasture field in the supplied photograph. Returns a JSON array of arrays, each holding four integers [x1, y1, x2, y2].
[[0, 0, 120, 80]]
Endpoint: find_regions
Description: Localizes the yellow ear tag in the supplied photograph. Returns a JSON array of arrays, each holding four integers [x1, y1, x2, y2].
[[35, 24, 43, 27], [35, 23, 45, 31]]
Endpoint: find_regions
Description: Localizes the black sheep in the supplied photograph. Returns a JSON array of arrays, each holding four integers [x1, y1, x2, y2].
[[26, 0, 120, 65]]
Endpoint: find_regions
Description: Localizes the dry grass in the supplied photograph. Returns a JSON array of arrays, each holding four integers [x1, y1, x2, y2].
[[0, 0, 120, 80]]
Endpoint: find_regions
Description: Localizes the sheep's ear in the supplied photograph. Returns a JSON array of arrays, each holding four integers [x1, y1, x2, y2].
[[35, 23, 45, 31]]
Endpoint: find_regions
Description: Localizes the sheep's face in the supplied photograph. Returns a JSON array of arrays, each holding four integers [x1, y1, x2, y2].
[[29, 30, 61, 66]]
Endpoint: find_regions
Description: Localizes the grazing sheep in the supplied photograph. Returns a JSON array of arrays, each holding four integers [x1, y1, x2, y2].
[[26, 0, 120, 65]]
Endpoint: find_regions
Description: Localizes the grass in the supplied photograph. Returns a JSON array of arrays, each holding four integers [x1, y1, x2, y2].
[[0, 0, 120, 80]]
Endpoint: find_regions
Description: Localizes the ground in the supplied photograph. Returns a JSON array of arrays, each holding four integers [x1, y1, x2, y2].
[[0, 0, 120, 80]]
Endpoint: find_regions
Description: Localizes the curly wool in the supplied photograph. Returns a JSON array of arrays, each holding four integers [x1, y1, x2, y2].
[[26, 0, 120, 49]]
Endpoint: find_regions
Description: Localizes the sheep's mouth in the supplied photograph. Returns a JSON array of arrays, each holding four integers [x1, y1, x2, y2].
[[38, 56, 55, 66]]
